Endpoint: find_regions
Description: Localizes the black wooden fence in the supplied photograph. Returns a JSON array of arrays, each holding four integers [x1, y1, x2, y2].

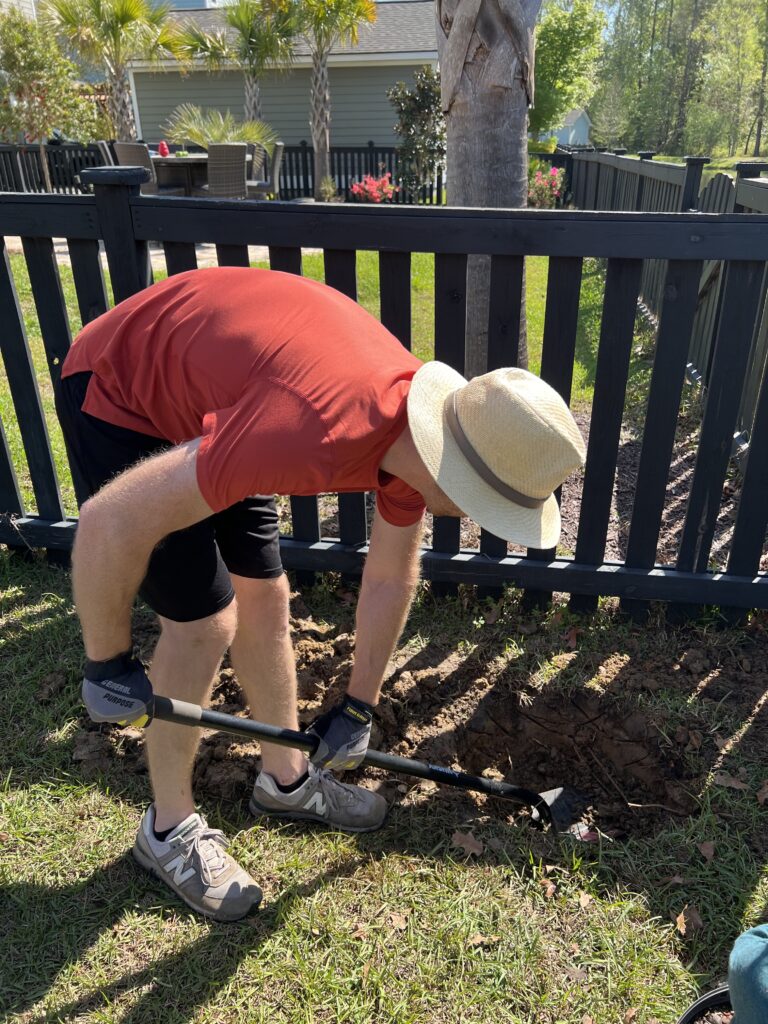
[[571, 150, 768, 458], [1, 166, 767, 611], [282, 141, 445, 203]]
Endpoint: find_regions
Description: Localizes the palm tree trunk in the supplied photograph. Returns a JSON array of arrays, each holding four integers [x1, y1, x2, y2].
[[38, 141, 53, 193], [436, 0, 540, 377], [310, 50, 331, 199], [110, 67, 137, 142], [244, 72, 262, 122]]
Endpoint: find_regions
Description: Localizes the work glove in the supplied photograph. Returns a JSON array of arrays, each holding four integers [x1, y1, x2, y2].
[[306, 695, 374, 771], [82, 650, 154, 726]]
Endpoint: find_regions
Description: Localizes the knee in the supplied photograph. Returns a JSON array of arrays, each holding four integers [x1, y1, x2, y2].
[[160, 600, 239, 656], [234, 573, 291, 638]]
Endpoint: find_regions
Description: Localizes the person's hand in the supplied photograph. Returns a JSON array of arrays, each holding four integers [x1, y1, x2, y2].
[[82, 651, 154, 726], [306, 696, 374, 770]]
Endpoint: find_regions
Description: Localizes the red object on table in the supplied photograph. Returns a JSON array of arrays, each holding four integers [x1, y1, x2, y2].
[[157, 140, 170, 157]]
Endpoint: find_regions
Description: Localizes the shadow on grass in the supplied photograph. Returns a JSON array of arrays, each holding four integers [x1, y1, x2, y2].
[[2, 853, 366, 1023]]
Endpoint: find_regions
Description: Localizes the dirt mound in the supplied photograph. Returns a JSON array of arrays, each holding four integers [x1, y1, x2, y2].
[[75, 592, 767, 839]]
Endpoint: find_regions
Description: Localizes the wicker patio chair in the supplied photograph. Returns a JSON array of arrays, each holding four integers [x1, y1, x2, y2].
[[194, 143, 248, 200], [246, 142, 284, 199], [246, 142, 268, 181], [112, 141, 185, 196]]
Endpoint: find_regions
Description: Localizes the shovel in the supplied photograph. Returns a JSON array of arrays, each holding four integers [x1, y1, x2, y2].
[[150, 695, 581, 833]]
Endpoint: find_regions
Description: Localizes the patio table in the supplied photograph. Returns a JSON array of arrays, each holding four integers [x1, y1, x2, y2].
[[151, 153, 252, 196]]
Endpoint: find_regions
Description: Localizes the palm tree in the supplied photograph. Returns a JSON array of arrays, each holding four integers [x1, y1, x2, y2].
[[435, 0, 542, 375], [178, 0, 296, 123], [42, 0, 182, 141], [298, 0, 376, 199], [162, 104, 277, 149]]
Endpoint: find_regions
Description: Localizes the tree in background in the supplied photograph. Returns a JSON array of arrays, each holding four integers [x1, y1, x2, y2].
[[387, 65, 445, 197], [298, 0, 376, 200], [0, 9, 105, 189], [436, 0, 540, 375], [178, 0, 296, 122], [42, 0, 183, 141], [591, 0, 768, 156], [528, 0, 604, 139]]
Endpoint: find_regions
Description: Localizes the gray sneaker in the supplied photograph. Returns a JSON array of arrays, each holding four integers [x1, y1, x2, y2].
[[133, 806, 262, 922], [249, 762, 388, 833]]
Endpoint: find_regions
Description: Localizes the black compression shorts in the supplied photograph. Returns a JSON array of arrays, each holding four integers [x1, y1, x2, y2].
[[55, 371, 283, 623]]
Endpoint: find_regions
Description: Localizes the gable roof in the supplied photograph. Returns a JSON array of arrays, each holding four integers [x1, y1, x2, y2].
[[172, 1, 438, 58]]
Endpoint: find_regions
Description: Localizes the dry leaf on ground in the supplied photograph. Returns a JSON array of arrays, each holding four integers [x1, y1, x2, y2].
[[624, 1010, 638, 1023], [698, 840, 716, 862], [675, 904, 704, 935], [756, 780, 768, 806], [539, 878, 557, 899], [452, 831, 484, 856], [468, 933, 501, 947], [388, 912, 410, 931], [713, 772, 750, 791], [578, 891, 593, 909]]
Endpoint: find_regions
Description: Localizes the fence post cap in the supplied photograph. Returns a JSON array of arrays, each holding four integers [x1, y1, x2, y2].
[[683, 155, 711, 165], [81, 166, 150, 186], [638, 151, 656, 160], [734, 161, 768, 178], [613, 148, 628, 155]]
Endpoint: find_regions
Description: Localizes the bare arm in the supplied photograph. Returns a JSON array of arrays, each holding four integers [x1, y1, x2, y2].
[[346, 509, 423, 706], [72, 439, 214, 660]]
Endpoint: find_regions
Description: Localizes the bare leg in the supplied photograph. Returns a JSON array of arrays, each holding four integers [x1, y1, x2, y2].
[[229, 573, 306, 785], [146, 602, 238, 831]]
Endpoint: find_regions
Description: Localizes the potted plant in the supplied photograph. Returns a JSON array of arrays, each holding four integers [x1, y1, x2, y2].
[[676, 984, 731, 1023]]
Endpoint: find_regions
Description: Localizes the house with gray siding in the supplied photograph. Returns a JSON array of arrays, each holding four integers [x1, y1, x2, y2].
[[0, 0, 37, 17], [130, 1, 438, 145]]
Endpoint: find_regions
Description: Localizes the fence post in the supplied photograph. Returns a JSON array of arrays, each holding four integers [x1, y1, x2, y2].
[[80, 166, 151, 303], [734, 161, 768, 212], [635, 151, 656, 211], [680, 156, 710, 211]]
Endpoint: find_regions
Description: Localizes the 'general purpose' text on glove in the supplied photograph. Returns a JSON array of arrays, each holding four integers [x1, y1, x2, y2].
[[306, 696, 374, 771], [82, 651, 154, 726]]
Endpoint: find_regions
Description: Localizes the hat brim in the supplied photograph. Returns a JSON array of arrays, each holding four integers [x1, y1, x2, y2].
[[408, 361, 561, 549]]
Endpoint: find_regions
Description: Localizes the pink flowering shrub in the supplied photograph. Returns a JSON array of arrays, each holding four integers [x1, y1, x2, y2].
[[349, 172, 398, 203], [528, 164, 566, 208]]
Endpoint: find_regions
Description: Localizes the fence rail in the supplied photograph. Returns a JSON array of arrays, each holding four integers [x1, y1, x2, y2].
[[571, 150, 768, 454], [1, 166, 767, 612]]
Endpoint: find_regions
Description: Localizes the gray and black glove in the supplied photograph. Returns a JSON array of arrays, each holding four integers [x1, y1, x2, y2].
[[306, 695, 374, 771], [82, 651, 154, 726]]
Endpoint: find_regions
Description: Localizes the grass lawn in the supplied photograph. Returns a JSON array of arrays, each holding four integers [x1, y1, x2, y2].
[[2, 554, 767, 1023]]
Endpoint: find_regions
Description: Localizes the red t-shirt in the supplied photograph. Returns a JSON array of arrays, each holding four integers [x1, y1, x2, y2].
[[63, 267, 426, 527]]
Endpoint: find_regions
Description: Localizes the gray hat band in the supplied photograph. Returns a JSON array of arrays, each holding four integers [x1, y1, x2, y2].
[[443, 391, 547, 510]]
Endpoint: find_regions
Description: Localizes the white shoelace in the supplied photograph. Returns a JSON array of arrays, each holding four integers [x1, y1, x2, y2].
[[176, 827, 230, 885]]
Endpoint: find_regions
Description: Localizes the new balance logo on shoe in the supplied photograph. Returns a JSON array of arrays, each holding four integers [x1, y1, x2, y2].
[[163, 854, 197, 887], [304, 792, 327, 817]]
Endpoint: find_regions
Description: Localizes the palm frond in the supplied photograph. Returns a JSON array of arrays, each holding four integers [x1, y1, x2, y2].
[[162, 103, 278, 148]]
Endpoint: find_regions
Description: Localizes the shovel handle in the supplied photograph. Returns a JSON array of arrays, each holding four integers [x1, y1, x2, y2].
[[151, 696, 554, 828]]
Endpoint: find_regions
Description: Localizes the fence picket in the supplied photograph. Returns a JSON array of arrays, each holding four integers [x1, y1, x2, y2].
[[524, 256, 583, 608], [215, 244, 250, 268], [571, 258, 643, 613], [20, 237, 73, 390], [0, 243, 64, 520], [324, 249, 368, 552], [379, 251, 411, 350], [677, 260, 766, 573], [432, 254, 468, 595], [727, 359, 768, 576], [621, 260, 702, 617], [163, 241, 198, 276], [68, 239, 108, 326]]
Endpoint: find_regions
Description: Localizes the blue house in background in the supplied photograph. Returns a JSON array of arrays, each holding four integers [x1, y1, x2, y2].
[[552, 109, 592, 147]]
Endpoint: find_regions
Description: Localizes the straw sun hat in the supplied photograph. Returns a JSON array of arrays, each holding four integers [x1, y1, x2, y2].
[[407, 363, 587, 549]]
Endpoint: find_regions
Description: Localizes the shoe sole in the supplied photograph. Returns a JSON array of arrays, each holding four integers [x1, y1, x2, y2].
[[132, 839, 262, 923], [249, 796, 385, 834]]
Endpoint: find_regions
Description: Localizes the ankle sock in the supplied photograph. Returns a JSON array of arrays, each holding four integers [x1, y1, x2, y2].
[[275, 772, 309, 794], [153, 824, 176, 842]]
